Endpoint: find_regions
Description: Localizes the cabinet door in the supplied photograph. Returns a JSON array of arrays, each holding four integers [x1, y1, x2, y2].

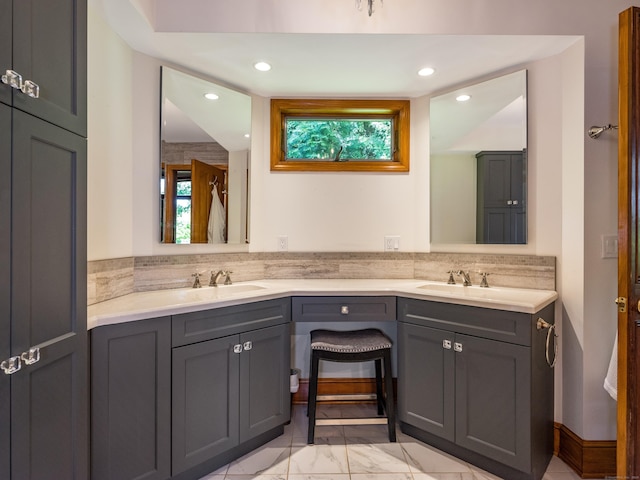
[[10, 110, 87, 479], [91, 318, 171, 480], [0, 0, 11, 106], [172, 335, 240, 475], [0, 103, 10, 480], [398, 322, 455, 441], [13, 0, 87, 135], [240, 323, 290, 442], [455, 333, 530, 472]]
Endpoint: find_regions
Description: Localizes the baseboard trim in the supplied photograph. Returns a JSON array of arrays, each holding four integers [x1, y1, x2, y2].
[[292, 377, 396, 405], [554, 422, 616, 479]]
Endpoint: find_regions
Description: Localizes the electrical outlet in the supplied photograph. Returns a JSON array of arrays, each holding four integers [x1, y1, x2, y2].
[[277, 235, 288, 252], [384, 235, 400, 252]]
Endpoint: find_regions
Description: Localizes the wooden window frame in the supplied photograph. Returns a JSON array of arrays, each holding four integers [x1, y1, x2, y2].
[[270, 99, 410, 172]]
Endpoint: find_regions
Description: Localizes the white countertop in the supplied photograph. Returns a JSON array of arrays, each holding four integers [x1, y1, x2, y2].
[[87, 279, 558, 330]]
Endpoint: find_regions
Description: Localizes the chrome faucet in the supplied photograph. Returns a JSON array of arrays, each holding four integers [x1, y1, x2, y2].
[[210, 270, 233, 286], [479, 272, 491, 288], [210, 270, 226, 287], [455, 270, 472, 286], [192, 272, 202, 288]]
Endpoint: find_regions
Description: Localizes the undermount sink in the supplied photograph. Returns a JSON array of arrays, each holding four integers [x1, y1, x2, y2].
[[211, 284, 267, 295], [176, 283, 267, 302], [416, 282, 545, 303]]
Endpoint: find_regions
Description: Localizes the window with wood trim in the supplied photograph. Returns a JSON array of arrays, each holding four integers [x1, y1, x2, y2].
[[270, 99, 410, 172]]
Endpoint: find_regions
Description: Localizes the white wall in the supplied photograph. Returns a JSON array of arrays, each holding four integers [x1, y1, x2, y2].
[[430, 153, 477, 244], [87, 0, 635, 440], [87, 7, 134, 261]]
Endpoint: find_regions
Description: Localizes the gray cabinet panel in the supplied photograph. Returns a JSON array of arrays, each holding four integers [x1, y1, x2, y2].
[[91, 317, 171, 480], [12, 348, 87, 479], [240, 323, 291, 441], [12, 0, 87, 135], [9, 110, 87, 480], [0, 1, 11, 106], [172, 336, 240, 475], [0, 103, 9, 480], [172, 298, 290, 347], [455, 333, 530, 472], [399, 297, 530, 346], [398, 322, 454, 440], [11, 110, 87, 350], [292, 296, 396, 322]]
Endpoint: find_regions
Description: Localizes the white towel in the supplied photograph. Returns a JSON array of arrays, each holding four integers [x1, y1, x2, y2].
[[604, 332, 617, 401], [207, 188, 225, 243]]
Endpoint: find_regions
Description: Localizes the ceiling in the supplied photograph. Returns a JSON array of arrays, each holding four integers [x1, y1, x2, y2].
[[93, 0, 579, 98], [91, 0, 580, 148]]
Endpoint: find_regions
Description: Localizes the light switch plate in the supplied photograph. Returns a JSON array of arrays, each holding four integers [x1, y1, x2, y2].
[[384, 235, 400, 252], [601, 234, 618, 259]]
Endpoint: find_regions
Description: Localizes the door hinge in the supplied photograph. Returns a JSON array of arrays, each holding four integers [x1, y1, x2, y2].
[[615, 296, 627, 313]]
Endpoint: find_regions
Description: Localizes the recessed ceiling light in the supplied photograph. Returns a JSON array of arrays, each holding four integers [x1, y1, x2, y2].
[[456, 94, 471, 102], [418, 67, 435, 77], [254, 61, 272, 72], [204, 93, 219, 100], [244, 133, 250, 138]]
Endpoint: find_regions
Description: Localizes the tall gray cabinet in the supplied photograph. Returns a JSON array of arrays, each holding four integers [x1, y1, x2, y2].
[[476, 150, 526, 244], [0, 0, 88, 478]]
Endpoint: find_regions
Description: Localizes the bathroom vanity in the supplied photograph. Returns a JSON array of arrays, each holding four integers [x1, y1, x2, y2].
[[91, 298, 291, 480], [87, 280, 557, 480], [398, 297, 555, 480]]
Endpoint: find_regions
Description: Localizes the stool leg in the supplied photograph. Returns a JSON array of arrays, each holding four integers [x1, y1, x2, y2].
[[383, 349, 396, 442], [307, 350, 320, 444], [374, 358, 384, 415]]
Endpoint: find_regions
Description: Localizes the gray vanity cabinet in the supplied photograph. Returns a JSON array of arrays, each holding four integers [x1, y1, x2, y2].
[[171, 299, 291, 477], [1, 0, 87, 135], [90, 317, 172, 480], [398, 297, 554, 480]]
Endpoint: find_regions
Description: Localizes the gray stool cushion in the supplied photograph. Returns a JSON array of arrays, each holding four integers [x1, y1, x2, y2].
[[310, 329, 392, 353]]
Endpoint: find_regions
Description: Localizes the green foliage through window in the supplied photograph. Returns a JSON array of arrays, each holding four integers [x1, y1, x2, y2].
[[285, 118, 392, 161]]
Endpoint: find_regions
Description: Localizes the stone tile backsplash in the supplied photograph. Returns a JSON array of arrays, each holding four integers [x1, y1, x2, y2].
[[87, 252, 555, 305]]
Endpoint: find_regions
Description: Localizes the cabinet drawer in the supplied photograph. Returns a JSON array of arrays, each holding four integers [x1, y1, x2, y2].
[[292, 296, 396, 322], [172, 298, 291, 347], [398, 297, 531, 346]]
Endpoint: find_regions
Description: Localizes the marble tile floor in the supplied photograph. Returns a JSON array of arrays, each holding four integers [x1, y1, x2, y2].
[[199, 404, 604, 480]]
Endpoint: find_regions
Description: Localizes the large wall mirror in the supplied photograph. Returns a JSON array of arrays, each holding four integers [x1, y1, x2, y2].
[[430, 70, 527, 245], [160, 66, 251, 244]]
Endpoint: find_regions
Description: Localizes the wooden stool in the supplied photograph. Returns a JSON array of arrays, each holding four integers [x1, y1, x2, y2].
[[307, 328, 396, 444]]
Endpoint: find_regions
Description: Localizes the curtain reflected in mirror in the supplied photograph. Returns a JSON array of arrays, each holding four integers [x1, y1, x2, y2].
[[430, 70, 527, 245], [160, 66, 251, 244]]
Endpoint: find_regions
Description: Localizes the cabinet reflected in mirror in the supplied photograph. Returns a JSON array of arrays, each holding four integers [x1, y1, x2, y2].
[[160, 67, 251, 244], [430, 70, 527, 245]]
